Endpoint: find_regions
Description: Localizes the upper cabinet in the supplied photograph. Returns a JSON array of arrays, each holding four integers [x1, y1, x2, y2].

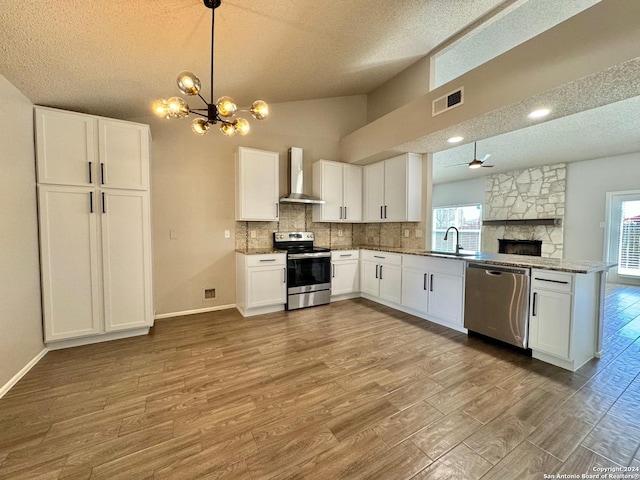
[[35, 107, 149, 190], [312, 160, 362, 222], [235, 147, 280, 221], [363, 153, 422, 222]]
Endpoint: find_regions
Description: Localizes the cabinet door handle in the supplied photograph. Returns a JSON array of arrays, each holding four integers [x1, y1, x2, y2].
[[344, 206, 347, 219], [88, 161, 92, 183], [101, 192, 106, 213], [275, 203, 279, 218], [332, 264, 335, 278], [260, 258, 277, 262], [339, 206, 343, 219], [100, 163, 105, 185], [283, 268, 286, 283], [380, 206, 383, 219], [430, 274, 434, 292], [89, 191, 94, 213], [424, 273, 427, 291], [379, 265, 383, 280], [384, 205, 387, 219], [534, 277, 569, 285], [532, 292, 538, 316], [375, 265, 379, 279]]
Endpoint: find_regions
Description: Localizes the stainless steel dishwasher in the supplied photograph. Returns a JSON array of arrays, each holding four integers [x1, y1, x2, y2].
[[464, 263, 530, 348]]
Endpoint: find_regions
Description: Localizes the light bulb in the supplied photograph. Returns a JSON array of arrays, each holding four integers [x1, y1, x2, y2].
[[250, 100, 269, 120], [191, 118, 210, 135], [167, 97, 189, 118], [152, 99, 170, 119], [220, 123, 236, 136], [177, 71, 201, 96], [234, 118, 250, 136], [216, 96, 237, 118]]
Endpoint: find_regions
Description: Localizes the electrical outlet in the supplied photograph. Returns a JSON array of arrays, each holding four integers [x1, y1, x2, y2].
[[415, 229, 423, 238], [224, 230, 230, 238], [204, 288, 216, 299], [169, 229, 178, 240], [338, 229, 344, 237], [250, 230, 257, 239], [404, 229, 410, 237]]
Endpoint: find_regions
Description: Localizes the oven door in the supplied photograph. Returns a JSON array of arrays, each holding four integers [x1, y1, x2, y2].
[[287, 253, 331, 293]]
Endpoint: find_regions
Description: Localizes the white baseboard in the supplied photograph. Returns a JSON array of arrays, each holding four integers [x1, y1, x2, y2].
[[154, 304, 236, 320], [0, 348, 48, 399]]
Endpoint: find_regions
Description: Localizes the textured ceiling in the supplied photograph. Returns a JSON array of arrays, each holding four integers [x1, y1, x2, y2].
[[0, 0, 505, 119]]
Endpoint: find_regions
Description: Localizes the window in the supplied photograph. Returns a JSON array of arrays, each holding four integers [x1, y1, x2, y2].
[[432, 204, 482, 252], [618, 200, 640, 277]]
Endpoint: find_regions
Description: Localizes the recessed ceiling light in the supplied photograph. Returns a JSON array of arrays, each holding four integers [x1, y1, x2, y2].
[[528, 108, 551, 119], [447, 136, 464, 143]]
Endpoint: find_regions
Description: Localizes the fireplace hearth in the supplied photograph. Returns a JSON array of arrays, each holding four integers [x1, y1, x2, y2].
[[498, 239, 542, 256]]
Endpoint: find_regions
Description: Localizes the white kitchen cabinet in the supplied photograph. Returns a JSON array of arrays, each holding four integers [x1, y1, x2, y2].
[[98, 119, 150, 190], [236, 253, 287, 317], [312, 160, 362, 222], [331, 250, 360, 297], [235, 147, 280, 221], [360, 250, 402, 304], [363, 153, 422, 222], [35, 107, 150, 191], [401, 255, 464, 330], [35, 107, 153, 347], [38, 185, 102, 341], [529, 269, 598, 371], [101, 189, 153, 332], [35, 108, 97, 187]]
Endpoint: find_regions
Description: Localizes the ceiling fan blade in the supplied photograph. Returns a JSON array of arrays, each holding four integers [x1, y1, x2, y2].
[[480, 153, 491, 162], [481, 164, 494, 168], [445, 162, 472, 168]]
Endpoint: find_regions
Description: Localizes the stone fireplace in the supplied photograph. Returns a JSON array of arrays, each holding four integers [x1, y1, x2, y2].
[[482, 164, 566, 259], [499, 239, 542, 256]]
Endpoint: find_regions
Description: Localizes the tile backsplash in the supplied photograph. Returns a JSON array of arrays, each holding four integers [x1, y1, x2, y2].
[[236, 204, 425, 250]]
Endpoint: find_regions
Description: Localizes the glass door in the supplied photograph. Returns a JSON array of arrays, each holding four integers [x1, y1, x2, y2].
[[605, 191, 640, 286]]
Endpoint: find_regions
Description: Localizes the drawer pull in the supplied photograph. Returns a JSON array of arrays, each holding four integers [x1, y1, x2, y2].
[[260, 259, 277, 262], [534, 277, 569, 285], [339, 254, 352, 257], [373, 255, 385, 259]]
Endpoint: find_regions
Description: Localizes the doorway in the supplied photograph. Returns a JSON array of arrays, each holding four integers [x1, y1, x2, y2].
[[605, 190, 640, 286]]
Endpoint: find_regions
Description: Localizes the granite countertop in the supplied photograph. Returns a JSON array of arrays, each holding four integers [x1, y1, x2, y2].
[[236, 245, 615, 274], [236, 248, 285, 255]]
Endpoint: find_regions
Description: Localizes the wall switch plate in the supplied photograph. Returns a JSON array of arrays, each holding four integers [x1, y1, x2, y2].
[[204, 288, 216, 299], [338, 229, 344, 237], [404, 229, 410, 237], [250, 230, 257, 239], [415, 229, 423, 238], [224, 230, 230, 238], [170, 229, 178, 240]]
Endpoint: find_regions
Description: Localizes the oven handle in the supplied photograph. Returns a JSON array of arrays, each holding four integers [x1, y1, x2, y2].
[[288, 252, 331, 259]]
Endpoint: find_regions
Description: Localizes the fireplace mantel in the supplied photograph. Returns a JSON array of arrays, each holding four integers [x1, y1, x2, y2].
[[482, 218, 562, 227]]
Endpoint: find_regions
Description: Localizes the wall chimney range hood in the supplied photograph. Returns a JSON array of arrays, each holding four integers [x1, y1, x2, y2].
[[280, 147, 325, 204]]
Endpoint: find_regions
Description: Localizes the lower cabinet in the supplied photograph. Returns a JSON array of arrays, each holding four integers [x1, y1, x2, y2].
[[331, 250, 360, 297], [401, 255, 465, 330], [528, 268, 598, 371], [236, 253, 287, 316], [38, 185, 153, 345], [360, 250, 402, 304]]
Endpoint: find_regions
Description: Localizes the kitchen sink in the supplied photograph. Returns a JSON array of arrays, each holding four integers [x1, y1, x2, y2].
[[426, 250, 477, 258]]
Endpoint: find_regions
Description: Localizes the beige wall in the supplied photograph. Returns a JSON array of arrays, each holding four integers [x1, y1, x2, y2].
[[131, 95, 367, 316], [0, 75, 45, 388], [366, 56, 431, 123]]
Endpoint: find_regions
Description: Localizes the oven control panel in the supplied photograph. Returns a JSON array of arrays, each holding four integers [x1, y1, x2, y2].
[[274, 232, 314, 242]]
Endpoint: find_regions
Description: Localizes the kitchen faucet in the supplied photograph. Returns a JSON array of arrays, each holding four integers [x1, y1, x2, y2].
[[443, 226, 464, 254]]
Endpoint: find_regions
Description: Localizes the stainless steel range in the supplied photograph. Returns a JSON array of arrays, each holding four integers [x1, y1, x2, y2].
[[273, 232, 331, 310]]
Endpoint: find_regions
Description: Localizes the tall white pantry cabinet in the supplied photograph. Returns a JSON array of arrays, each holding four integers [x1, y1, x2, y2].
[[35, 107, 153, 347]]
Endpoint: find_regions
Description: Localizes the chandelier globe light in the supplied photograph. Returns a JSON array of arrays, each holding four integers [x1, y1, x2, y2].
[[153, 0, 269, 136]]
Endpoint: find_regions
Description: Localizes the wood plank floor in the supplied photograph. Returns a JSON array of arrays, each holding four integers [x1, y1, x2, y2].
[[1, 284, 640, 479]]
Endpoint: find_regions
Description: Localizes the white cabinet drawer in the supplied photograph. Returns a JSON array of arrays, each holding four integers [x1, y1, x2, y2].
[[531, 269, 573, 293], [331, 250, 359, 261], [361, 250, 402, 265], [245, 253, 286, 267]]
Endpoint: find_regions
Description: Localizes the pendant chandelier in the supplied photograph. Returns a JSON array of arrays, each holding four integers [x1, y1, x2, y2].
[[152, 0, 269, 136]]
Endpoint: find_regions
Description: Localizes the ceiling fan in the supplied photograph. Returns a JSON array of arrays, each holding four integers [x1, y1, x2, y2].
[[450, 142, 493, 169]]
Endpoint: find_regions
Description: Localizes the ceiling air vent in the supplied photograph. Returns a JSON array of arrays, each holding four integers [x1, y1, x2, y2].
[[432, 87, 464, 117]]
